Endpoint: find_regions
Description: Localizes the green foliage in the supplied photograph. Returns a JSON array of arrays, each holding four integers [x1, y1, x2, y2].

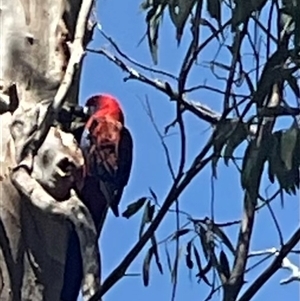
[[140, 0, 274, 63], [241, 140, 265, 199], [168, 0, 198, 45], [206, 0, 221, 23], [231, 0, 268, 31], [139, 200, 155, 237], [122, 197, 148, 218], [112, 0, 300, 296], [280, 0, 300, 51], [185, 241, 194, 269], [171, 228, 191, 240], [212, 119, 248, 177], [267, 125, 300, 195], [140, 0, 168, 64], [219, 250, 230, 280], [211, 223, 235, 255], [142, 236, 164, 286]]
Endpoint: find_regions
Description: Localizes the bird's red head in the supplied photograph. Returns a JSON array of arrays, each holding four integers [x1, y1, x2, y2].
[[85, 94, 125, 124]]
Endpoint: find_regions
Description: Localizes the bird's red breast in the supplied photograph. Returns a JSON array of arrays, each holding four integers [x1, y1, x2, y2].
[[86, 115, 123, 175]]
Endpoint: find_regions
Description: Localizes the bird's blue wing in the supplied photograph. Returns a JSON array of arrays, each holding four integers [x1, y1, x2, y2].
[[80, 127, 90, 158]]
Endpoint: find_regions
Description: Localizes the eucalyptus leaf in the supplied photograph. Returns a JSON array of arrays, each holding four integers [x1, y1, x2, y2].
[[293, 129, 300, 168], [151, 236, 163, 274], [198, 224, 210, 260], [280, 127, 298, 170], [149, 187, 158, 202], [122, 197, 147, 219], [199, 259, 212, 286], [224, 121, 248, 166], [202, 258, 212, 274], [171, 245, 183, 284], [219, 250, 230, 280], [207, 0, 221, 24], [241, 140, 265, 199], [294, 1, 300, 51], [232, 0, 268, 31], [164, 243, 173, 274], [142, 247, 154, 286], [168, 0, 197, 44], [185, 241, 194, 269], [139, 200, 155, 237], [280, 11, 294, 37], [146, 4, 167, 64], [267, 135, 279, 184], [267, 130, 299, 196], [193, 244, 202, 272], [212, 119, 234, 178], [172, 228, 191, 240], [212, 225, 235, 255]]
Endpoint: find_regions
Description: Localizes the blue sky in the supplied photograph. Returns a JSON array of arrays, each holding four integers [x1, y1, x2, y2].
[[78, 1, 299, 300]]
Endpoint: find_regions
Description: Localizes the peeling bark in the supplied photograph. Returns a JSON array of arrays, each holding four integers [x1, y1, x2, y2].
[[0, 127, 100, 300], [0, 0, 98, 300]]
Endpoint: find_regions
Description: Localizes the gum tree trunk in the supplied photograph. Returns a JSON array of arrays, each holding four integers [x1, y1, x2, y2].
[[0, 0, 95, 300]]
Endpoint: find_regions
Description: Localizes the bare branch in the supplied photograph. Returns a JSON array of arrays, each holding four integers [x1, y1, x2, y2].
[[142, 96, 176, 179], [248, 247, 300, 284], [238, 229, 300, 301], [88, 47, 221, 125], [280, 257, 300, 284]]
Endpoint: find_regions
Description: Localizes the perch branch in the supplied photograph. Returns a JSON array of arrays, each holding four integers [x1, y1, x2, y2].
[[87, 47, 221, 125], [89, 47, 267, 140], [89, 140, 214, 300], [10, 165, 100, 300]]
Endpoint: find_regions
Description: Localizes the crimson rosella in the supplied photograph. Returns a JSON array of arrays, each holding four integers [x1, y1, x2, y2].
[[79, 93, 133, 230], [60, 94, 133, 301]]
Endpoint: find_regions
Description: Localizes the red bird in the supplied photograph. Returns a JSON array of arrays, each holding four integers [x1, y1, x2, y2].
[[79, 94, 133, 231], [61, 94, 133, 301]]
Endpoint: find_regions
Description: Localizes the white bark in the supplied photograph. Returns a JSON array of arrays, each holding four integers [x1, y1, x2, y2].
[[0, 0, 99, 300]]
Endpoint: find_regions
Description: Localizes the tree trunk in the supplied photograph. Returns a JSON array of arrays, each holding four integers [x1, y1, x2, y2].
[[0, 0, 95, 300], [0, 177, 70, 301]]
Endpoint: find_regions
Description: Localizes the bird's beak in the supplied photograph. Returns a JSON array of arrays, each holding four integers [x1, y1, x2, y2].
[[83, 106, 89, 115], [84, 105, 96, 117]]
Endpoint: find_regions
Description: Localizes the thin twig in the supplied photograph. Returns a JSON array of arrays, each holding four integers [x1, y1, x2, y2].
[[142, 96, 176, 179], [96, 26, 179, 80]]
